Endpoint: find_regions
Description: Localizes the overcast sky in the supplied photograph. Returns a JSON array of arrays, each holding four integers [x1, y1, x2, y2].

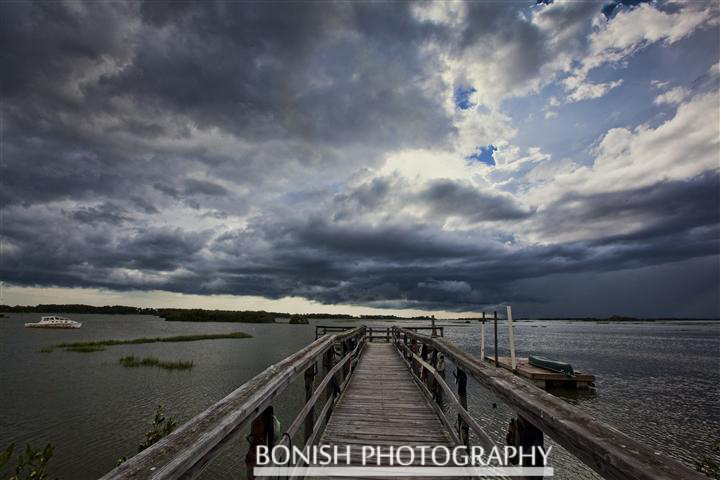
[[1, 0, 719, 317]]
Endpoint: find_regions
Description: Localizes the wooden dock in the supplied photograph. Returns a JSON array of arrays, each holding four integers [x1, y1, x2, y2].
[[319, 343, 455, 469], [487, 356, 596, 389], [101, 324, 706, 480]]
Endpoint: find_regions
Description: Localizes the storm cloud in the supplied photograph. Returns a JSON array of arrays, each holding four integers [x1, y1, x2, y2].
[[1, 0, 718, 316]]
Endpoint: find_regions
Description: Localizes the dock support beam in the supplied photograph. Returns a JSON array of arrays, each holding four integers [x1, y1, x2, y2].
[[507, 415, 544, 480], [455, 368, 469, 446], [245, 406, 275, 480]]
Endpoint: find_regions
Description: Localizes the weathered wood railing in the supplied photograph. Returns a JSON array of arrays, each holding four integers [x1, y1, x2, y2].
[[100, 326, 367, 480], [391, 327, 705, 480], [315, 324, 443, 340]]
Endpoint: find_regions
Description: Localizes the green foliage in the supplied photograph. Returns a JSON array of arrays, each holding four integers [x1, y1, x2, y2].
[[63, 345, 105, 353], [0, 444, 13, 471], [117, 405, 178, 466], [0, 442, 54, 480], [138, 405, 177, 452], [119, 356, 193, 370], [44, 331, 252, 353]]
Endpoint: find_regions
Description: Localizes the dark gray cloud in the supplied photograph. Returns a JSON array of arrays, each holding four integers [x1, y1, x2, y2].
[[419, 179, 533, 222], [0, 0, 718, 316]]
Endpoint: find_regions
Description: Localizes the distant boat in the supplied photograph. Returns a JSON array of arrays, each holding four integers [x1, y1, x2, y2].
[[24, 316, 82, 329]]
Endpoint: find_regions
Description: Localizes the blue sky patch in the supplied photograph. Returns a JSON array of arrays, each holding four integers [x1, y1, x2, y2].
[[454, 85, 477, 110], [467, 145, 497, 166]]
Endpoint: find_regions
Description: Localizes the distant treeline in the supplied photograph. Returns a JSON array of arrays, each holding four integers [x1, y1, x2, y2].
[[6, 305, 708, 323], [0, 304, 436, 322], [159, 309, 277, 323], [0, 304, 157, 315]]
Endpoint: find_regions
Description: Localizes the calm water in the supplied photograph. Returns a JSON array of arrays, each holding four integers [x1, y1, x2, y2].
[[0, 314, 718, 479]]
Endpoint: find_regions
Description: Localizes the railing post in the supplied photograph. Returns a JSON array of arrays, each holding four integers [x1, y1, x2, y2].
[[410, 339, 419, 376], [323, 345, 337, 402], [421, 343, 429, 385], [341, 340, 349, 383], [507, 415, 544, 479], [304, 363, 316, 444], [494, 310, 498, 368], [456, 368, 469, 446], [245, 406, 275, 480], [435, 351, 445, 407]]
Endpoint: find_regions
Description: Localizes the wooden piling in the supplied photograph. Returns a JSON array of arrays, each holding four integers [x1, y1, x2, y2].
[[456, 368, 469, 446], [245, 406, 274, 480]]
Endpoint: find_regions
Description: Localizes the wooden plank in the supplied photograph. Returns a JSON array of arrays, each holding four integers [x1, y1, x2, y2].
[[397, 327, 705, 480], [315, 343, 463, 479]]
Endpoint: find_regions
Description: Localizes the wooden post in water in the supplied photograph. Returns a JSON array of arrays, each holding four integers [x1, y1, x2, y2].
[[245, 406, 275, 480], [480, 312, 485, 361], [493, 310, 498, 368], [507, 415, 544, 479], [456, 368, 469, 446], [507, 305, 516, 371], [304, 363, 316, 444], [431, 315, 437, 337]]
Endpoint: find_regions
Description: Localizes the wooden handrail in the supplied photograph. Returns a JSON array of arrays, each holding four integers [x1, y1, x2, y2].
[[275, 338, 366, 448], [316, 325, 443, 340], [101, 327, 365, 480], [394, 327, 705, 480], [257, 334, 367, 480], [394, 339, 496, 450]]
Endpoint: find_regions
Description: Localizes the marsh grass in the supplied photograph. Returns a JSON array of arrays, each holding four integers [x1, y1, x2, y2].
[[43, 331, 252, 353], [119, 356, 193, 370], [64, 345, 106, 353]]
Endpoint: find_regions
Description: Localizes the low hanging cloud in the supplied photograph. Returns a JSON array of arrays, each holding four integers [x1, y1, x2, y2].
[[418, 179, 533, 223]]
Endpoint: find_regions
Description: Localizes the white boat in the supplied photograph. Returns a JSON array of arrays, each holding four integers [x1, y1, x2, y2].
[[24, 316, 82, 329]]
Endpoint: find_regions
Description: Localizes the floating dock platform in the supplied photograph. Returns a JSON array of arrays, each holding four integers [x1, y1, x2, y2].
[[486, 356, 596, 389]]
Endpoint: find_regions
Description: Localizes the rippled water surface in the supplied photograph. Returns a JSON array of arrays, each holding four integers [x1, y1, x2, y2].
[[1, 314, 718, 479]]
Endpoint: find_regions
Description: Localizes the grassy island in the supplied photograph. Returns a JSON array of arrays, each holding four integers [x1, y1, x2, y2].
[[119, 355, 193, 370], [43, 331, 252, 353]]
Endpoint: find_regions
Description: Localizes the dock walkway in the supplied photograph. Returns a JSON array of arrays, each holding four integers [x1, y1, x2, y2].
[[317, 342, 458, 479]]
